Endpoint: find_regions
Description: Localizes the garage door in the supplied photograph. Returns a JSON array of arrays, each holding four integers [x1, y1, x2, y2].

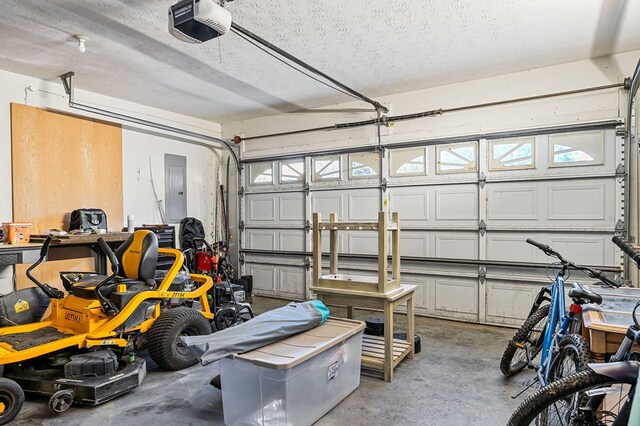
[[240, 121, 624, 326]]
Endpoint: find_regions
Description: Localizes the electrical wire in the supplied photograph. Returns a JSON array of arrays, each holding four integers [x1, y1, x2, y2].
[[230, 27, 363, 103]]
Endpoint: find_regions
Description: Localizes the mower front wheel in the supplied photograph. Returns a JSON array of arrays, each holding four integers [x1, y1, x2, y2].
[[147, 307, 211, 370], [0, 378, 24, 425]]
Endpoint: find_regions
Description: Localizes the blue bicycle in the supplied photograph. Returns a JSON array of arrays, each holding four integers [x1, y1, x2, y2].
[[500, 239, 619, 388]]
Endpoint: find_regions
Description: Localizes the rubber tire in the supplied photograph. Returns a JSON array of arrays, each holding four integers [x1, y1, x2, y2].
[[0, 378, 24, 425], [507, 369, 631, 426], [549, 333, 592, 383], [147, 307, 211, 371], [500, 304, 549, 377], [214, 308, 239, 331]]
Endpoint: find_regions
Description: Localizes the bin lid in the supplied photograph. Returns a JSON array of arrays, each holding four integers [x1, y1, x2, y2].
[[231, 317, 365, 369]]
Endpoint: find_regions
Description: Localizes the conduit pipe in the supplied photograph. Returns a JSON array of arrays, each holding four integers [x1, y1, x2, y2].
[[59, 71, 242, 267]]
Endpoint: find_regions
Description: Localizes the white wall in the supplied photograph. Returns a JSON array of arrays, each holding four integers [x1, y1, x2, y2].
[[223, 51, 639, 157], [0, 68, 224, 292]]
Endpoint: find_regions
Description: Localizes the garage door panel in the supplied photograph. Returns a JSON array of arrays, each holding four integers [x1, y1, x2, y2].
[[485, 280, 541, 325], [546, 235, 611, 265], [388, 187, 430, 224], [246, 264, 277, 294], [435, 233, 478, 259], [279, 231, 305, 251], [434, 277, 478, 315], [486, 232, 615, 265], [548, 182, 607, 220], [247, 195, 276, 223], [279, 193, 305, 222], [247, 230, 276, 250], [487, 186, 538, 220], [487, 178, 616, 227], [348, 232, 379, 255], [319, 233, 345, 254], [312, 193, 344, 220], [278, 267, 306, 296], [400, 232, 430, 257], [348, 190, 380, 221], [435, 186, 478, 222]]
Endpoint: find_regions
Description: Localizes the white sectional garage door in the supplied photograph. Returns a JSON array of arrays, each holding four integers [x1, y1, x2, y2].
[[240, 122, 624, 326]]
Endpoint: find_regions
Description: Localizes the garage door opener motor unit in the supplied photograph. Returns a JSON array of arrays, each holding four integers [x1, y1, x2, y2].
[[169, 0, 232, 43]]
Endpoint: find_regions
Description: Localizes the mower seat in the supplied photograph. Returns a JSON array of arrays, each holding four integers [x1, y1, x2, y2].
[[71, 231, 159, 304]]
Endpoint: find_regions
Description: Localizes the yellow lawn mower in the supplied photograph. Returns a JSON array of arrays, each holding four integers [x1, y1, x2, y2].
[[0, 230, 214, 424]]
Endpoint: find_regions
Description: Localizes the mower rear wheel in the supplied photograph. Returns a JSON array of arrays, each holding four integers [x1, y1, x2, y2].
[[0, 378, 24, 425], [147, 307, 211, 370]]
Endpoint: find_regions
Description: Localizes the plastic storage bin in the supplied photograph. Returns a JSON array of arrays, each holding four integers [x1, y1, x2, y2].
[[220, 317, 365, 426]]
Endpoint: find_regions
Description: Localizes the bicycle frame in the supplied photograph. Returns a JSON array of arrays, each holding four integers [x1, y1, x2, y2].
[[537, 274, 575, 386]]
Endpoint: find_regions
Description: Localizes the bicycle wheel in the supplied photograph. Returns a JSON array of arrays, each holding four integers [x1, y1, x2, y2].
[[500, 304, 549, 377], [507, 369, 633, 426], [548, 333, 592, 382]]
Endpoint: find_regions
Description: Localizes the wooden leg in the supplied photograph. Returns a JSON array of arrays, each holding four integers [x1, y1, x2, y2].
[[589, 329, 607, 363], [346, 305, 354, 319], [384, 301, 394, 382], [407, 294, 415, 359]]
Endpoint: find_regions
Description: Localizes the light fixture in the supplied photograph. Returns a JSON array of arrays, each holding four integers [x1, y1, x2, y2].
[[74, 35, 89, 53]]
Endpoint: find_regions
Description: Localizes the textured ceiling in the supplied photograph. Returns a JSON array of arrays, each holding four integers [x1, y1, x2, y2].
[[0, 0, 639, 123]]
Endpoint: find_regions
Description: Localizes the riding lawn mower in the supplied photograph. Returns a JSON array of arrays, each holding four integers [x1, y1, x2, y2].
[[0, 230, 214, 424]]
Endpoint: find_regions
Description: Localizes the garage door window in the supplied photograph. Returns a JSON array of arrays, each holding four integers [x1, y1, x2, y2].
[[250, 162, 273, 185], [280, 160, 305, 183], [349, 152, 380, 179], [313, 156, 341, 181], [549, 131, 603, 167], [390, 147, 426, 176], [489, 138, 535, 170], [437, 143, 477, 174]]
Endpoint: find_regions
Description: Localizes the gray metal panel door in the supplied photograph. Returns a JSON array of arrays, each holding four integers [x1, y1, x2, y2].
[[165, 154, 187, 223]]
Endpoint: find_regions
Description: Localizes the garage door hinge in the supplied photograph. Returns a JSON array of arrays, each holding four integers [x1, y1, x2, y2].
[[239, 253, 245, 265], [304, 220, 311, 232], [479, 267, 486, 284], [304, 182, 310, 195], [479, 220, 486, 236], [381, 178, 388, 192], [239, 220, 245, 231], [616, 163, 626, 182], [239, 186, 245, 197], [615, 219, 625, 234], [479, 172, 486, 189], [304, 257, 311, 271]]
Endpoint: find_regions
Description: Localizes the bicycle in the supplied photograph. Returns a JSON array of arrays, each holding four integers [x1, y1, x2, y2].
[[507, 236, 640, 425], [500, 239, 620, 390]]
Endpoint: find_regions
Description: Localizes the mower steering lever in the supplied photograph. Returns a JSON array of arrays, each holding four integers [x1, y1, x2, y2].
[[95, 238, 120, 315], [25, 235, 65, 299]]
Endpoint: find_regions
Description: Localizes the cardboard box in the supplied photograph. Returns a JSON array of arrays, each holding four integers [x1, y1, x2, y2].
[[2, 223, 31, 244]]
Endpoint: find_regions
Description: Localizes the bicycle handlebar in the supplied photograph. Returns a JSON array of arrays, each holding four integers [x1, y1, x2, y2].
[[526, 238, 621, 288], [612, 236, 640, 267], [526, 238, 550, 252]]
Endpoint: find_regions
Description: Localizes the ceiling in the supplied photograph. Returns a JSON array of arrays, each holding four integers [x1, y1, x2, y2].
[[0, 1, 639, 123]]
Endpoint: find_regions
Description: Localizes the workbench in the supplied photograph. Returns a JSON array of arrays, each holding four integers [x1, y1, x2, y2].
[[582, 286, 640, 362], [311, 284, 416, 382], [31, 233, 131, 274]]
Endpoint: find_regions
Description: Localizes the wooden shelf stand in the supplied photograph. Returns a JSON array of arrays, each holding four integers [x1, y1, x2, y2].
[[312, 211, 400, 294], [310, 211, 415, 382]]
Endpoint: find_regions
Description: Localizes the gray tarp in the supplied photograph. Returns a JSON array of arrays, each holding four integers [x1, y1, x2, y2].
[[182, 300, 330, 366]]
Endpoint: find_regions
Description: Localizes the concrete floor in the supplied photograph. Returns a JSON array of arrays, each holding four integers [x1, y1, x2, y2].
[[15, 297, 536, 425]]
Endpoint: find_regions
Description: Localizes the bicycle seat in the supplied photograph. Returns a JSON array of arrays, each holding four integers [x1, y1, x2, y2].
[[568, 282, 602, 305]]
